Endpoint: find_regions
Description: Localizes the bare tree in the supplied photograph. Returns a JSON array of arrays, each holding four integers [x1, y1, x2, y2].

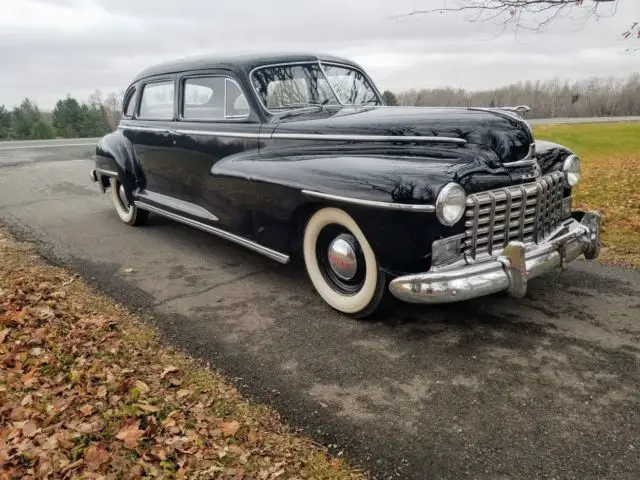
[[103, 91, 124, 129], [395, 73, 640, 118], [622, 21, 639, 51], [406, 1, 636, 41]]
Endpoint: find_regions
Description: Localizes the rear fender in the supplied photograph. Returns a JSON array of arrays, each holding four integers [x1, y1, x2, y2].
[[94, 131, 141, 202]]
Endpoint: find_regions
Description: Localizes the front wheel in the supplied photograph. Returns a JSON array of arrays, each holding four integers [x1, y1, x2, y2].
[[110, 177, 148, 226], [303, 207, 388, 318]]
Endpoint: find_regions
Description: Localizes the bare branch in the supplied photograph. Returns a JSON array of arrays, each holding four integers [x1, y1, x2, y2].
[[403, 0, 630, 35]]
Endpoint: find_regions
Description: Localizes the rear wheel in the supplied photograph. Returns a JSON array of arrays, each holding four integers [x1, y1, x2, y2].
[[303, 207, 387, 318], [110, 177, 148, 226]]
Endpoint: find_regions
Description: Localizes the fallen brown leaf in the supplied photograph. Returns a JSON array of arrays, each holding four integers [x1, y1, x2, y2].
[[116, 422, 144, 449], [150, 445, 167, 461], [79, 404, 94, 417], [219, 420, 240, 438], [137, 403, 161, 413], [0, 328, 9, 344], [20, 420, 38, 438], [176, 389, 191, 398], [84, 444, 110, 470], [160, 365, 179, 379], [134, 380, 150, 394]]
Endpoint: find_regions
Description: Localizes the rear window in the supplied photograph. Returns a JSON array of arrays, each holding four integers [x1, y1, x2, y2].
[[139, 81, 174, 119]]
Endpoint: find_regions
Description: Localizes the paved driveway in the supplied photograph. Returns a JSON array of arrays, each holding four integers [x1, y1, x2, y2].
[[1, 142, 639, 479]]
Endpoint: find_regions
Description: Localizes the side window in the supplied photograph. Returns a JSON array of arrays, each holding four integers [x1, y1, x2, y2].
[[123, 89, 136, 118], [182, 76, 250, 120], [139, 81, 175, 119], [226, 79, 250, 118]]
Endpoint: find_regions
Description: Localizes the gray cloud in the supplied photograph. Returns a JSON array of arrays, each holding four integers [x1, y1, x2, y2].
[[1, 0, 638, 108]]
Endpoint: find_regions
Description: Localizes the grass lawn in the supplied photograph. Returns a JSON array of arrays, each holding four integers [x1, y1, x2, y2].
[[533, 122, 640, 268], [0, 230, 363, 479]]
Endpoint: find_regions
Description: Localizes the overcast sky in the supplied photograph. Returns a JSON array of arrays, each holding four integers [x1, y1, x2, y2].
[[1, 0, 638, 109]]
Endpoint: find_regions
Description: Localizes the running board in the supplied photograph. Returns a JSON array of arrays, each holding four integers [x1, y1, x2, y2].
[[134, 201, 290, 264]]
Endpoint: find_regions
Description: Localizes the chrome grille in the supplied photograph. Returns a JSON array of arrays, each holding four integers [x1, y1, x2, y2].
[[463, 172, 565, 259]]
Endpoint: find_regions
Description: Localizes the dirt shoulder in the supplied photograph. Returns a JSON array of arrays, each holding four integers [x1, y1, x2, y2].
[[0, 229, 364, 479]]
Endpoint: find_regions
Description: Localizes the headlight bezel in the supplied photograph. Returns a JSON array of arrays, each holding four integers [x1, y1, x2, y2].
[[562, 154, 581, 188], [435, 183, 467, 226]]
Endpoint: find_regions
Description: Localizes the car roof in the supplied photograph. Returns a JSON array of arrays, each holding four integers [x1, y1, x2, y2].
[[132, 52, 362, 82]]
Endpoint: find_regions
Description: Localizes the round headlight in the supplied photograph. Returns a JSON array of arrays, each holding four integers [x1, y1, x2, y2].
[[563, 155, 581, 187], [436, 183, 467, 226]]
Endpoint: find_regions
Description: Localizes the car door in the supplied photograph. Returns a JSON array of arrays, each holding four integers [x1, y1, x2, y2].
[[171, 71, 262, 234], [128, 76, 178, 197]]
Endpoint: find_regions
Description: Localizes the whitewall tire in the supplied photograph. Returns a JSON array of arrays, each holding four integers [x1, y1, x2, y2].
[[303, 207, 387, 318], [110, 177, 148, 226]]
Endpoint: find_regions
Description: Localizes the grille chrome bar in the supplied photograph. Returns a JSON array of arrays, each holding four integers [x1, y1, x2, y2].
[[486, 192, 497, 255], [503, 189, 512, 248], [463, 172, 565, 261], [471, 197, 480, 259]]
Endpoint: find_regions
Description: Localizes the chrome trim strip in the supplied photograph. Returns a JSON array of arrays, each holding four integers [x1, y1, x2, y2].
[[134, 201, 290, 264], [302, 190, 436, 212], [272, 132, 465, 144], [122, 127, 466, 144], [173, 129, 261, 139], [136, 190, 219, 222], [118, 125, 169, 133], [95, 168, 119, 177]]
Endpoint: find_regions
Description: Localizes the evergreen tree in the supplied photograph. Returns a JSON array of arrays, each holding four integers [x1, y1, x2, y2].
[[0, 106, 11, 139], [29, 119, 56, 139], [382, 90, 399, 106], [11, 99, 43, 140], [52, 96, 84, 137]]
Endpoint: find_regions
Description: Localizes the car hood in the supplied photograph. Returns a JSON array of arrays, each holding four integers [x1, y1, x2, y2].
[[270, 106, 534, 164]]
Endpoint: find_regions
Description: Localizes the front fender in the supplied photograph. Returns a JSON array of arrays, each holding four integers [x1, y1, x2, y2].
[[211, 145, 510, 273], [535, 140, 574, 172], [95, 131, 142, 201]]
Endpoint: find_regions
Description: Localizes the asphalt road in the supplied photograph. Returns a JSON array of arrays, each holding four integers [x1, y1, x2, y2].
[[1, 140, 639, 480]]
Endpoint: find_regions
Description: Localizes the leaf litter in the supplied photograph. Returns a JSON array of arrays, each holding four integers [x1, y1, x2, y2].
[[0, 228, 364, 479]]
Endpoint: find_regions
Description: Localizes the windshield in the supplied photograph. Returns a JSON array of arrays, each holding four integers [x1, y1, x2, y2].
[[251, 62, 381, 111]]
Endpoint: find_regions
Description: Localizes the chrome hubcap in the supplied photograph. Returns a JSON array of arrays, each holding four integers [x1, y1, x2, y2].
[[327, 235, 358, 281], [118, 184, 130, 209]]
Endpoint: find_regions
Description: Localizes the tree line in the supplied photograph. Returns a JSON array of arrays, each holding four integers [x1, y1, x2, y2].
[[0, 91, 122, 141], [1, 73, 639, 141], [388, 74, 640, 118]]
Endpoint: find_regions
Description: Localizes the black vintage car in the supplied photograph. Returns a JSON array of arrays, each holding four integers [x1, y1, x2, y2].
[[91, 53, 601, 317]]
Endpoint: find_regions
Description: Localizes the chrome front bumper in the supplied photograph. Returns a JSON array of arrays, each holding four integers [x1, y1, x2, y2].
[[389, 211, 601, 304]]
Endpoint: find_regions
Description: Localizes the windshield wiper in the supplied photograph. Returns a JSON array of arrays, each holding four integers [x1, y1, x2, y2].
[[271, 102, 323, 110], [273, 100, 333, 119]]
